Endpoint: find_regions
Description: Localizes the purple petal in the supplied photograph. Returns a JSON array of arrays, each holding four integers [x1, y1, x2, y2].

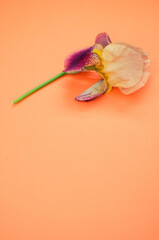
[[64, 47, 93, 72], [75, 79, 108, 102], [95, 32, 112, 48]]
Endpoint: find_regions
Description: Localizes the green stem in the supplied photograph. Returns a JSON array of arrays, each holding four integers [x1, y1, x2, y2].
[[13, 71, 67, 104]]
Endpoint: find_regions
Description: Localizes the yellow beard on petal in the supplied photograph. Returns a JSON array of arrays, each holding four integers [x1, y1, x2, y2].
[[106, 84, 112, 93], [91, 45, 113, 94], [92, 48, 102, 58], [96, 71, 112, 94]]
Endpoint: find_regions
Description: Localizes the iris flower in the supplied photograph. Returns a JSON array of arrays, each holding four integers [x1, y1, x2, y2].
[[13, 33, 150, 104]]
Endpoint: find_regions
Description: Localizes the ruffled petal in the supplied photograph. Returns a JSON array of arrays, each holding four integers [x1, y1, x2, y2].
[[95, 32, 112, 48], [75, 79, 108, 102], [119, 59, 150, 94], [64, 47, 93, 73], [116, 42, 148, 60], [101, 42, 144, 88]]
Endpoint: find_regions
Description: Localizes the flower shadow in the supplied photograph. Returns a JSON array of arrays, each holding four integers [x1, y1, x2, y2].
[[62, 71, 151, 115], [62, 71, 106, 111]]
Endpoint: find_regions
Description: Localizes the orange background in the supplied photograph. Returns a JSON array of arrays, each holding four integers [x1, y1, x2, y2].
[[1, 0, 159, 239]]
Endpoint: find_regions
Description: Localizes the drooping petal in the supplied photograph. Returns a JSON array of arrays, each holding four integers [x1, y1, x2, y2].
[[119, 59, 150, 94], [75, 79, 108, 102], [95, 32, 112, 48], [100, 42, 150, 94], [64, 47, 93, 73], [101, 42, 144, 88]]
